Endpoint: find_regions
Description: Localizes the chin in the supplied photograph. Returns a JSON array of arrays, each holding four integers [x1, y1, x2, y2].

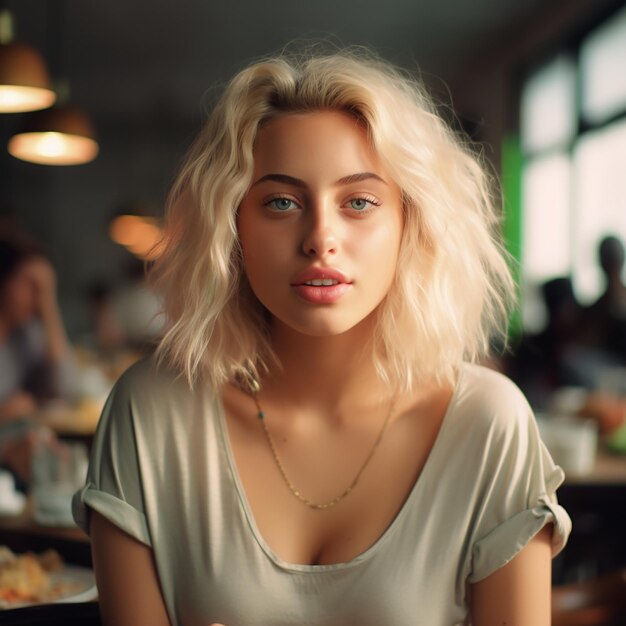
[[274, 308, 376, 339], [295, 324, 355, 338]]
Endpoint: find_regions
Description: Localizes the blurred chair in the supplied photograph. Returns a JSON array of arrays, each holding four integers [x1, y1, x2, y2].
[[552, 568, 626, 626], [0, 601, 101, 625]]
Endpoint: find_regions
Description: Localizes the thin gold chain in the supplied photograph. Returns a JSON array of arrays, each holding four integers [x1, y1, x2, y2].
[[250, 389, 396, 510]]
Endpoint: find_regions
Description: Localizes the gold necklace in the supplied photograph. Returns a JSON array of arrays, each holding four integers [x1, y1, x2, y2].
[[250, 385, 396, 510]]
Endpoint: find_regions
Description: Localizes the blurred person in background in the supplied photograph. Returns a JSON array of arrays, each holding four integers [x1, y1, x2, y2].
[[582, 234, 626, 366], [82, 260, 164, 386], [105, 257, 164, 352], [505, 275, 626, 434], [574, 234, 626, 438], [506, 277, 586, 408], [0, 229, 77, 488], [86, 259, 163, 354], [0, 423, 48, 489], [0, 228, 77, 419], [86, 280, 126, 359]]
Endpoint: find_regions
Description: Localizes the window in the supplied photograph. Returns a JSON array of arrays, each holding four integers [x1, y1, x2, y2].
[[517, 4, 626, 328], [521, 55, 576, 154], [580, 6, 626, 124], [573, 119, 626, 301]]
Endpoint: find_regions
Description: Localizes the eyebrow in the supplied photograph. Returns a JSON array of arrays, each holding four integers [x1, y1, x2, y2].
[[251, 171, 388, 188]]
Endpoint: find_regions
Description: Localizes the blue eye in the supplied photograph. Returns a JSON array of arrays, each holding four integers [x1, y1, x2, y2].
[[267, 198, 297, 211], [350, 198, 370, 211], [348, 197, 381, 212]]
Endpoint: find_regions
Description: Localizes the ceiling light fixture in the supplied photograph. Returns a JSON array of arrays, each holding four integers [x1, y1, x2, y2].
[[8, 101, 99, 165], [6, 0, 99, 166], [109, 215, 164, 260], [0, 9, 56, 113]]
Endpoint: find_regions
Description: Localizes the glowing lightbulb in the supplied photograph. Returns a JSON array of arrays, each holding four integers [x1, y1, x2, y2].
[[35, 132, 66, 157]]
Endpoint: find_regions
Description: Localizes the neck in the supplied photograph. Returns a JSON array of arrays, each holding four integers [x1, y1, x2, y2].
[[606, 272, 624, 290], [259, 316, 392, 414]]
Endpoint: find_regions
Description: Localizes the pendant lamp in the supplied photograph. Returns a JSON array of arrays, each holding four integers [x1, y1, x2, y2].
[[0, 10, 56, 113], [109, 215, 164, 260], [6, 0, 99, 166], [8, 102, 99, 165]]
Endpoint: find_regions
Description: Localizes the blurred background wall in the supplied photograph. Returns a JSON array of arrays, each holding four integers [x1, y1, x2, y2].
[[0, 0, 624, 341]]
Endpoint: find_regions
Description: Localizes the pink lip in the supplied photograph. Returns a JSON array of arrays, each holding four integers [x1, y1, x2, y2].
[[291, 267, 351, 286], [292, 283, 351, 304], [290, 267, 352, 304]]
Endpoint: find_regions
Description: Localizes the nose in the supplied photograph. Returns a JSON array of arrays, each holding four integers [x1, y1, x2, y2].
[[301, 205, 338, 258]]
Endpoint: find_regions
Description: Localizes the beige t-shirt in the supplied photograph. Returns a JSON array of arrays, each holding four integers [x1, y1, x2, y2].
[[73, 356, 571, 626]]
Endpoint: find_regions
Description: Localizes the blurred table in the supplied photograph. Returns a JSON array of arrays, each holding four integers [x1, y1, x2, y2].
[[556, 447, 626, 584], [35, 403, 101, 436], [0, 498, 91, 567], [0, 501, 97, 619], [33, 403, 101, 450], [0, 403, 99, 570], [565, 447, 626, 484]]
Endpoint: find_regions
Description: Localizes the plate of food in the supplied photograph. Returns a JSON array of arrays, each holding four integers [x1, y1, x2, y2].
[[0, 546, 97, 609]]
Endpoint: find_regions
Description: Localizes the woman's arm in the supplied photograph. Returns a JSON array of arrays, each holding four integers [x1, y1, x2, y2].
[[29, 258, 69, 364], [470, 524, 553, 626], [90, 510, 172, 626]]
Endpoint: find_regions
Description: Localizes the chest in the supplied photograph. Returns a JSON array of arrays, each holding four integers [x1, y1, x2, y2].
[[221, 390, 448, 567]]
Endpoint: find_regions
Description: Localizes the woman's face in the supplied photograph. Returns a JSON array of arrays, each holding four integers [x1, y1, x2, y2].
[[237, 110, 404, 338], [0, 260, 39, 326]]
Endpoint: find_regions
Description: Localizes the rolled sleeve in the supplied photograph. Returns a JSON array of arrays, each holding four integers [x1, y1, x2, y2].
[[467, 376, 572, 583], [72, 482, 151, 546], [470, 480, 571, 582], [72, 362, 152, 547]]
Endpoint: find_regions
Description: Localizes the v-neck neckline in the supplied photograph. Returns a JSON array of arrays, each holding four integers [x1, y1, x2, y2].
[[215, 365, 466, 573]]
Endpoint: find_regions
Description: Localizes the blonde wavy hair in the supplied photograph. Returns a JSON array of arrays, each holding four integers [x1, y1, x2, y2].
[[149, 49, 514, 391]]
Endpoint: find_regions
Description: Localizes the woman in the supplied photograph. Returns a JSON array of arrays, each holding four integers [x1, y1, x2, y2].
[[0, 232, 75, 420], [74, 51, 571, 626], [0, 232, 77, 485]]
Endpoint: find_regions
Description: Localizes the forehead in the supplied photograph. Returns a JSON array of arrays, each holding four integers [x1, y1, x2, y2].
[[256, 109, 366, 141], [252, 110, 384, 176]]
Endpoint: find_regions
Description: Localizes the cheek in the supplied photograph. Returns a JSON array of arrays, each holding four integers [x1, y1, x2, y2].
[[237, 208, 262, 276], [238, 216, 289, 295], [352, 218, 403, 276], [239, 212, 293, 269], [239, 225, 270, 280]]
